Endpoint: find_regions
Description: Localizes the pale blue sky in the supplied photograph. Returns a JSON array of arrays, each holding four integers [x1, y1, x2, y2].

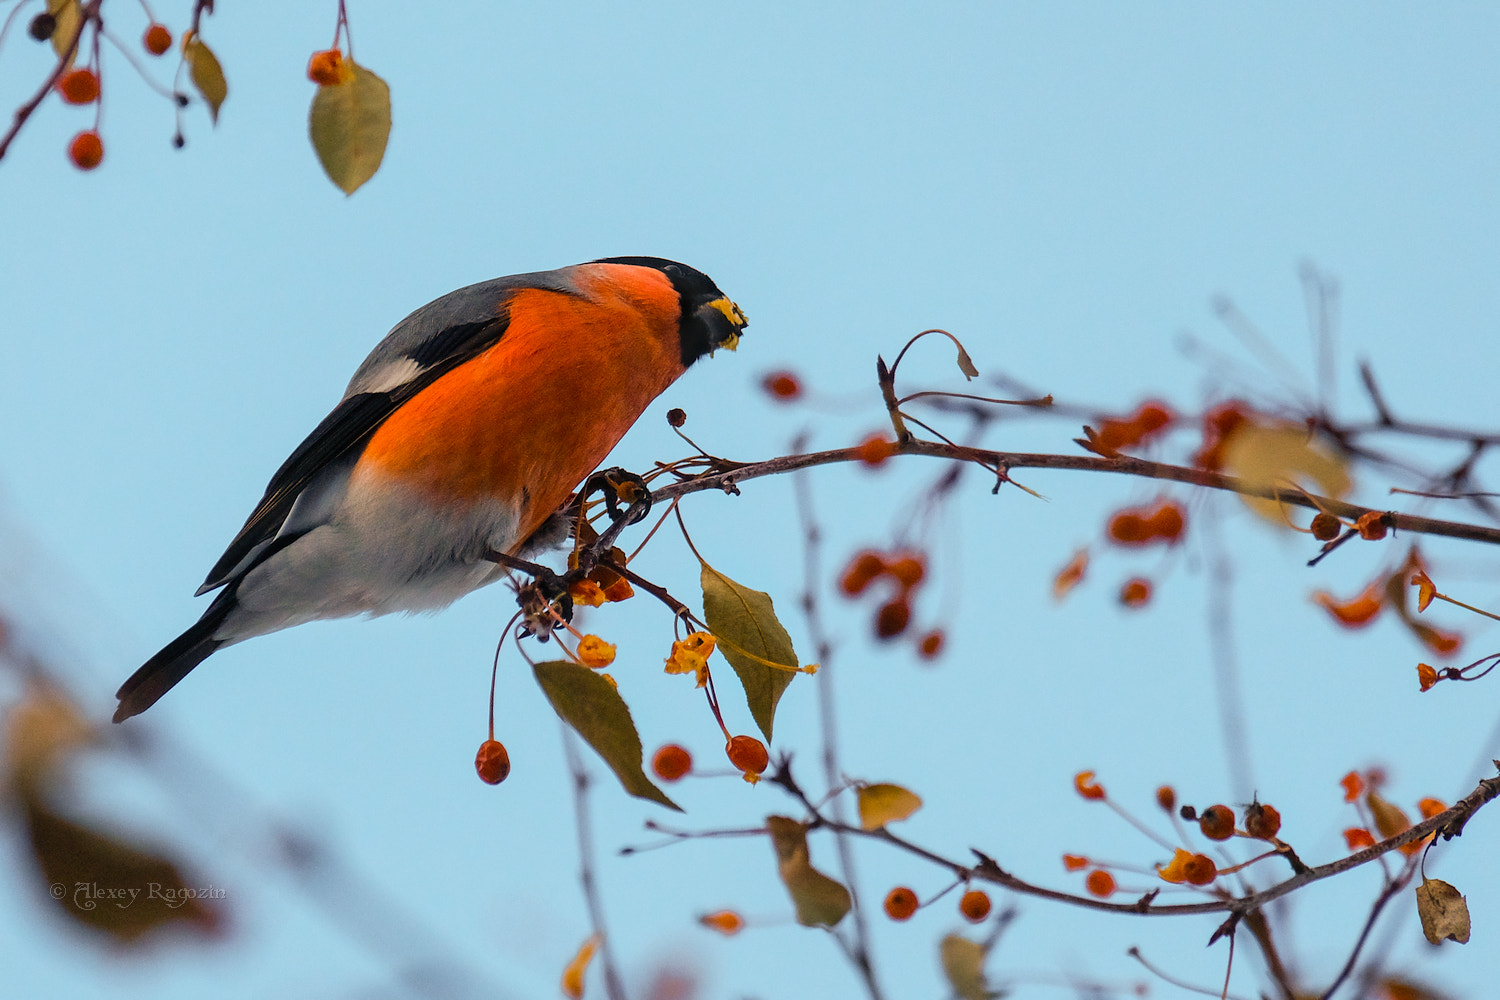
[[3, 4, 1499, 998]]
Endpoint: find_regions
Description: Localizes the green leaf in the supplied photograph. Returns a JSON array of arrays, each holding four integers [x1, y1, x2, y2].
[[532, 660, 680, 810], [766, 816, 851, 927], [309, 63, 392, 195], [185, 36, 228, 124], [700, 562, 799, 741]]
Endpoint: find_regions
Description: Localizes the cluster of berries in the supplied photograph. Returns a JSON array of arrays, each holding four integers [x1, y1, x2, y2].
[[36, 19, 174, 171]]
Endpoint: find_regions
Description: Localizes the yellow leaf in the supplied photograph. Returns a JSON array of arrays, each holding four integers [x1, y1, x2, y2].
[[309, 63, 392, 195], [46, 0, 81, 67], [856, 783, 923, 830], [1221, 420, 1350, 523], [185, 36, 228, 124], [560, 934, 599, 999], [1415, 878, 1470, 944], [939, 934, 989, 1000], [700, 563, 800, 741], [4, 680, 93, 786], [532, 660, 679, 810], [766, 816, 851, 927]]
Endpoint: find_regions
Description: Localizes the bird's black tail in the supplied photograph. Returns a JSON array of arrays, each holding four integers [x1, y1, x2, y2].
[[113, 591, 235, 723]]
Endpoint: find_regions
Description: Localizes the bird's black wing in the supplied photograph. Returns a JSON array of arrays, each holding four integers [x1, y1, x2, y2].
[[197, 315, 511, 593]]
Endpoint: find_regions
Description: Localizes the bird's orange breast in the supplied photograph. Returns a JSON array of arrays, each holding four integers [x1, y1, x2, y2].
[[355, 273, 687, 548]]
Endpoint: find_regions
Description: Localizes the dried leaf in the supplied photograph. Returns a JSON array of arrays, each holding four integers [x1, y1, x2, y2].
[[560, 933, 600, 999], [532, 660, 679, 810], [1222, 420, 1351, 523], [185, 36, 228, 123], [1366, 791, 1412, 841], [766, 815, 851, 927], [22, 796, 223, 943], [46, 0, 81, 67], [1415, 878, 1470, 944], [700, 563, 800, 741], [309, 63, 392, 195], [954, 343, 979, 380], [940, 933, 990, 1000], [856, 783, 923, 830]]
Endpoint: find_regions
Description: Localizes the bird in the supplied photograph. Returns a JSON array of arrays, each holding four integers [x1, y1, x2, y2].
[[113, 257, 747, 723]]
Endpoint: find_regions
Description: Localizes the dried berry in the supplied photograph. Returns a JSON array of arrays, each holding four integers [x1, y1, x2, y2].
[[29, 12, 56, 40], [1310, 512, 1341, 540], [1198, 804, 1235, 841], [1244, 800, 1281, 840], [875, 599, 910, 639]]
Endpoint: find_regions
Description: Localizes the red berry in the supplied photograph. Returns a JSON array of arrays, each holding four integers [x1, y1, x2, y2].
[[58, 69, 100, 105], [651, 744, 692, 782], [958, 889, 991, 922], [875, 599, 910, 639], [840, 551, 887, 596], [916, 630, 944, 660], [1244, 801, 1281, 840], [883, 886, 918, 921], [68, 131, 103, 170], [1085, 870, 1116, 897], [144, 23, 172, 56], [1119, 577, 1152, 608], [761, 371, 802, 400], [725, 735, 769, 777], [474, 739, 511, 784]]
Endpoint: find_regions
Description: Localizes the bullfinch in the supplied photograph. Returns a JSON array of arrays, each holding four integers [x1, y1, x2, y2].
[[113, 256, 746, 722]]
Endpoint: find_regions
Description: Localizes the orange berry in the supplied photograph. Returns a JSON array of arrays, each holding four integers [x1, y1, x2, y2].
[[699, 910, 743, 935], [1155, 785, 1176, 811], [1198, 804, 1235, 840], [1107, 511, 1149, 545], [1119, 577, 1152, 608], [1355, 511, 1389, 541], [856, 433, 898, 467], [1149, 501, 1185, 541], [143, 23, 172, 56], [840, 551, 887, 596], [1183, 853, 1217, 885], [58, 68, 100, 105], [475, 739, 511, 784], [1085, 869, 1116, 897], [883, 886, 918, 921], [1310, 512, 1341, 541], [725, 734, 769, 779], [307, 48, 347, 86], [916, 630, 944, 660], [761, 371, 802, 400], [874, 599, 910, 639], [958, 889, 991, 922], [1244, 801, 1281, 840], [652, 744, 693, 782], [887, 554, 926, 590], [68, 130, 103, 170]]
